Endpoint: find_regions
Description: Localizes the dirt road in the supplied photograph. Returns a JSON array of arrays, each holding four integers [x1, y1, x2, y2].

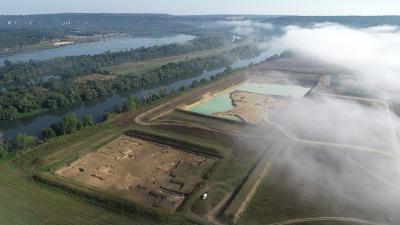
[[266, 217, 390, 225]]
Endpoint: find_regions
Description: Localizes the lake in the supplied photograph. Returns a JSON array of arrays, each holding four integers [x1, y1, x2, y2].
[[0, 34, 195, 65], [0, 49, 279, 139]]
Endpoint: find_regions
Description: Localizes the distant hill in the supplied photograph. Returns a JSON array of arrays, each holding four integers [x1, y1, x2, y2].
[[262, 16, 400, 27], [0, 13, 199, 35]]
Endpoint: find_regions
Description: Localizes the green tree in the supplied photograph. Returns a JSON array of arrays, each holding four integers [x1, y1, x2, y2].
[[0, 145, 6, 159], [82, 114, 94, 127], [41, 127, 56, 140], [121, 96, 138, 112], [14, 133, 39, 150], [2, 133, 41, 157], [60, 114, 82, 135]]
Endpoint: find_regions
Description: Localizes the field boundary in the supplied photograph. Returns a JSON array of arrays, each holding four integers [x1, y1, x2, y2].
[[33, 130, 226, 224], [174, 108, 248, 125], [124, 129, 222, 158], [222, 144, 283, 224], [32, 172, 170, 222]]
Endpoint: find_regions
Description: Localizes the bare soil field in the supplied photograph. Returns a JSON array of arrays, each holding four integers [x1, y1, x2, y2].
[[180, 79, 313, 125], [215, 91, 290, 123], [57, 135, 216, 212]]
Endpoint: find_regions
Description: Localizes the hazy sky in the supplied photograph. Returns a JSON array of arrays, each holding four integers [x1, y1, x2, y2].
[[1, 0, 400, 15]]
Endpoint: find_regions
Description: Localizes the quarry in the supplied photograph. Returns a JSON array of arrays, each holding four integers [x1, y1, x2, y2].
[[56, 135, 216, 212], [182, 78, 312, 124]]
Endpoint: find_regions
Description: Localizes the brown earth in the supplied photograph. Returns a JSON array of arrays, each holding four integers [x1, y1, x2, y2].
[[214, 90, 290, 124], [57, 135, 216, 213]]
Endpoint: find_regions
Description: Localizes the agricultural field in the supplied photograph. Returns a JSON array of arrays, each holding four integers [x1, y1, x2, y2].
[[0, 123, 141, 225]]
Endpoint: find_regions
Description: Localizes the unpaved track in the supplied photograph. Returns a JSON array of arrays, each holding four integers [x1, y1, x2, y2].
[[317, 92, 400, 156], [135, 72, 248, 125], [224, 145, 282, 224], [336, 150, 400, 192], [205, 184, 233, 225], [266, 217, 390, 225], [132, 78, 399, 225], [263, 118, 397, 160], [136, 83, 398, 160], [184, 182, 233, 225]]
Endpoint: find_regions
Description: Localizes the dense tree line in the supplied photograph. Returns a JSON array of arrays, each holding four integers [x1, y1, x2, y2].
[[0, 114, 94, 159], [0, 36, 226, 83], [0, 14, 229, 51], [0, 29, 62, 51], [0, 14, 206, 36], [1, 96, 139, 159], [0, 44, 260, 121], [41, 114, 94, 139], [0, 133, 40, 159], [0, 62, 246, 160]]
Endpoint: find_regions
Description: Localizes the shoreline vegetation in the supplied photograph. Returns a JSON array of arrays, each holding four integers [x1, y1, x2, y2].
[[0, 56, 263, 224], [0, 36, 224, 84], [0, 37, 260, 122], [0, 33, 129, 56], [0, 40, 74, 55], [0, 53, 269, 162]]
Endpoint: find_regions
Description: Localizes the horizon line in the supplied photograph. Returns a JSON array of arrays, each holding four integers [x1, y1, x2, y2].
[[1, 12, 400, 17]]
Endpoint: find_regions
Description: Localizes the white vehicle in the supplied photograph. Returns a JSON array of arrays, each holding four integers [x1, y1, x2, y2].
[[201, 193, 208, 200]]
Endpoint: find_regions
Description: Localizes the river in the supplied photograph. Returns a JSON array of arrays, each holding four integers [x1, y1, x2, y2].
[[0, 34, 195, 65], [0, 50, 278, 139]]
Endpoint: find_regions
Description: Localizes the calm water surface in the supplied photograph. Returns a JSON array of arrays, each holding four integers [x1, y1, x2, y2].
[[0, 34, 194, 65]]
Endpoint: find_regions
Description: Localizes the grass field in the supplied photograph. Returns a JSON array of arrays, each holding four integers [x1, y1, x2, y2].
[[128, 123, 263, 187], [19, 122, 126, 172], [191, 184, 231, 216], [0, 58, 333, 225], [0, 110, 262, 225], [78, 74, 117, 82], [0, 123, 142, 225], [155, 109, 247, 134], [2, 122, 208, 225], [237, 147, 400, 225]]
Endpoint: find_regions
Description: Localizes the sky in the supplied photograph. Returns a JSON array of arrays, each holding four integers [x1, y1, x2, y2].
[[1, 0, 400, 16]]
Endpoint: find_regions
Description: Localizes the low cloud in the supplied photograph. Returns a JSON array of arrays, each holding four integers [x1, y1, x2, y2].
[[271, 95, 397, 153], [257, 23, 400, 222], [213, 20, 274, 35], [271, 23, 400, 93]]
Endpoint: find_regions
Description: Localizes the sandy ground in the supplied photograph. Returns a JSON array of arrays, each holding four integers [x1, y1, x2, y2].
[[214, 91, 289, 124], [57, 135, 216, 212]]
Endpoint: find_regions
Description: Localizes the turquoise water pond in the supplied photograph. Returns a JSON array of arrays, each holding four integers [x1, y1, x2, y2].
[[189, 83, 310, 120], [190, 93, 240, 120]]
